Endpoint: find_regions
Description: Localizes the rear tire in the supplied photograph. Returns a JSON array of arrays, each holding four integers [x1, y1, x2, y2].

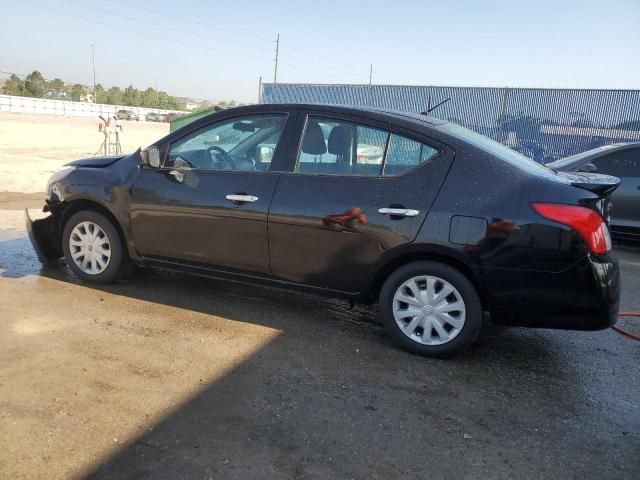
[[62, 210, 126, 284], [379, 261, 482, 358]]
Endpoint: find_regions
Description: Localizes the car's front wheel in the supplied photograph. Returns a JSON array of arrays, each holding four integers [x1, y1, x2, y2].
[[379, 261, 482, 358], [62, 210, 125, 284]]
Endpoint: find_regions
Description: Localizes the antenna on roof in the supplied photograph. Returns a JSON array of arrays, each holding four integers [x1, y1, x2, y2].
[[421, 94, 451, 115]]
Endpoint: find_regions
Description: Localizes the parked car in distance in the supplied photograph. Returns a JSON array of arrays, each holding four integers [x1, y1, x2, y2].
[[163, 112, 184, 123], [548, 142, 640, 240], [145, 112, 166, 122], [27, 104, 621, 357], [115, 109, 139, 121]]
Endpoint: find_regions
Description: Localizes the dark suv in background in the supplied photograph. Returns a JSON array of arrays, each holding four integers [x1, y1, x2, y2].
[[27, 104, 620, 357], [115, 109, 139, 121]]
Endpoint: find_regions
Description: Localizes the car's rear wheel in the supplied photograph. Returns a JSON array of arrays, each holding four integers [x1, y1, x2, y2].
[[380, 261, 482, 357], [62, 210, 125, 284]]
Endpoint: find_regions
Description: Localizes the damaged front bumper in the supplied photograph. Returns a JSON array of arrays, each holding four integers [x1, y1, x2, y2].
[[25, 209, 63, 264]]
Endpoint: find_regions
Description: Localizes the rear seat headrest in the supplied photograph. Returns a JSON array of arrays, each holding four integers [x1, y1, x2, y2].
[[302, 122, 327, 155], [328, 125, 353, 155]]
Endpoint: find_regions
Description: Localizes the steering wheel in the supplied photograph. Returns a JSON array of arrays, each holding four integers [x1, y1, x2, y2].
[[206, 146, 233, 169], [173, 155, 194, 169]]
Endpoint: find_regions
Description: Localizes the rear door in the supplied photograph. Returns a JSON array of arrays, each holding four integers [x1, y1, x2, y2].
[[593, 149, 640, 230], [268, 111, 454, 293], [130, 111, 293, 274]]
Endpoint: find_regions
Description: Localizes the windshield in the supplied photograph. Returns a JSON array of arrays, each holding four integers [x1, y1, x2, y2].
[[443, 123, 551, 175]]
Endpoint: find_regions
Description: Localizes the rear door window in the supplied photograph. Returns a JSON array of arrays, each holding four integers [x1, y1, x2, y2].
[[383, 134, 439, 176], [296, 117, 388, 176], [296, 116, 440, 177], [594, 150, 640, 177]]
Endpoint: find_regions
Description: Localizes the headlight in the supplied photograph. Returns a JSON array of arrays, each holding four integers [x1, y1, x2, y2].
[[46, 167, 75, 201]]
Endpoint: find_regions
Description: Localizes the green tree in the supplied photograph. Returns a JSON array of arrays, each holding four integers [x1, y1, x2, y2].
[[46, 78, 65, 98], [24, 70, 46, 97], [122, 85, 141, 106], [107, 86, 123, 105], [70, 84, 86, 102], [156, 91, 181, 110], [2, 74, 25, 96], [141, 87, 157, 108], [94, 83, 108, 104]]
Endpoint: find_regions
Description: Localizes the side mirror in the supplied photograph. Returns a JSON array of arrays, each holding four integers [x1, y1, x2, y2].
[[257, 145, 275, 163], [141, 147, 161, 168], [577, 162, 597, 173]]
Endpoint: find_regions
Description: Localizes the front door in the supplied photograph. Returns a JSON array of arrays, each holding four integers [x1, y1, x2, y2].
[[268, 113, 454, 293], [130, 113, 290, 275]]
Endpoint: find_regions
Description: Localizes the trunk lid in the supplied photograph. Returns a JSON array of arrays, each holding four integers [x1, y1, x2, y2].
[[555, 171, 620, 196], [555, 171, 620, 223]]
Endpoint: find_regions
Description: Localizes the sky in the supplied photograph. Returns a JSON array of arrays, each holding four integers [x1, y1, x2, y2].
[[2, 0, 639, 103]]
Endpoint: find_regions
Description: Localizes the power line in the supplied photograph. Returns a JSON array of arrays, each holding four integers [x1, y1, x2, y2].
[[69, 0, 274, 53], [20, 1, 392, 87], [22, 1, 274, 63], [281, 42, 370, 74], [278, 47, 371, 81], [111, 0, 275, 43], [107, 0, 386, 82], [0, 69, 92, 88]]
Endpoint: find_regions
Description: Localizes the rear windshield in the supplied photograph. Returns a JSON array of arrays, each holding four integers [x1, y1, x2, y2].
[[443, 123, 551, 175]]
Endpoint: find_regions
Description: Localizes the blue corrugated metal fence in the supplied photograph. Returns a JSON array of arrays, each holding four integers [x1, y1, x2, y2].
[[261, 83, 640, 162]]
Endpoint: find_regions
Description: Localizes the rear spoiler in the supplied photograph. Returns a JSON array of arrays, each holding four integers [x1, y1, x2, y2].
[[556, 171, 620, 196]]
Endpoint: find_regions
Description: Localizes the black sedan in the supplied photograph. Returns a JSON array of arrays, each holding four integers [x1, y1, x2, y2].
[[548, 142, 640, 239], [26, 104, 621, 357]]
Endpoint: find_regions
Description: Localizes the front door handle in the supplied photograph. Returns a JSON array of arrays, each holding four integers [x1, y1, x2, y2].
[[226, 194, 259, 203], [378, 207, 420, 217]]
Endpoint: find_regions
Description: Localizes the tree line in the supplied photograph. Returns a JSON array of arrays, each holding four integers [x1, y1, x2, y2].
[[2, 70, 184, 110]]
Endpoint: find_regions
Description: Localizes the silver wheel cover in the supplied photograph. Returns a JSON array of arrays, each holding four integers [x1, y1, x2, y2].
[[69, 221, 112, 275], [392, 275, 466, 346]]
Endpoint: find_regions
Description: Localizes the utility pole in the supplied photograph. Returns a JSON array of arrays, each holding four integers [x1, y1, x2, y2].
[[155, 78, 159, 109], [91, 44, 96, 103], [274, 33, 280, 83], [367, 64, 373, 105]]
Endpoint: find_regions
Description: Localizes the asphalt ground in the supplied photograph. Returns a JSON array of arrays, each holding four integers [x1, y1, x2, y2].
[[0, 212, 638, 479]]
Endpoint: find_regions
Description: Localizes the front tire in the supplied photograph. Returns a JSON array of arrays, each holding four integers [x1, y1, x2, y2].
[[379, 261, 482, 358], [62, 210, 125, 284]]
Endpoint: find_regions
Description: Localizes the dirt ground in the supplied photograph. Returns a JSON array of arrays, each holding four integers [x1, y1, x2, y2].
[[0, 113, 638, 479], [0, 113, 168, 195]]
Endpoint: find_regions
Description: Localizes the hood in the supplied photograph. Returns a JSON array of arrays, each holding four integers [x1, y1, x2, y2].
[[65, 155, 126, 168]]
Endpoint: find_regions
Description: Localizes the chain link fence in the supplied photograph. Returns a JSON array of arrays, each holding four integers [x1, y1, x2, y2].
[[260, 83, 640, 163]]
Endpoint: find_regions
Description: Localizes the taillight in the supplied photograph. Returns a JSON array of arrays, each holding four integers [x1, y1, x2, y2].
[[531, 203, 612, 254]]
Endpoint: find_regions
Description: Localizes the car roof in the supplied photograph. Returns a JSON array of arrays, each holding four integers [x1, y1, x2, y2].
[[219, 103, 448, 127]]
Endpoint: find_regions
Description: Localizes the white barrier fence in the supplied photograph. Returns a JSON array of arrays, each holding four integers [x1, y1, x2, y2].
[[0, 94, 182, 120]]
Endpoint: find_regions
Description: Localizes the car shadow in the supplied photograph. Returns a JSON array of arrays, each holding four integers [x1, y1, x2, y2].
[[1, 232, 630, 479]]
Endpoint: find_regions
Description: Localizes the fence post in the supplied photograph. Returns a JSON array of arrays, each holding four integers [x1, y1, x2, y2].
[[496, 87, 510, 143]]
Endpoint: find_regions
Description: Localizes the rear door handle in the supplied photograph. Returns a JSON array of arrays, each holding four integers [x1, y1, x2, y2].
[[378, 208, 420, 217], [226, 194, 259, 203]]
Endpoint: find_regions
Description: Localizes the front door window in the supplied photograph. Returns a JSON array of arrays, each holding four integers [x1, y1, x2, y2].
[[166, 114, 287, 171]]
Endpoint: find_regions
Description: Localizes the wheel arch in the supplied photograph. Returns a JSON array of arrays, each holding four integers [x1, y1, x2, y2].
[[362, 245, 492, 313], [57, 197, 129, 256]]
